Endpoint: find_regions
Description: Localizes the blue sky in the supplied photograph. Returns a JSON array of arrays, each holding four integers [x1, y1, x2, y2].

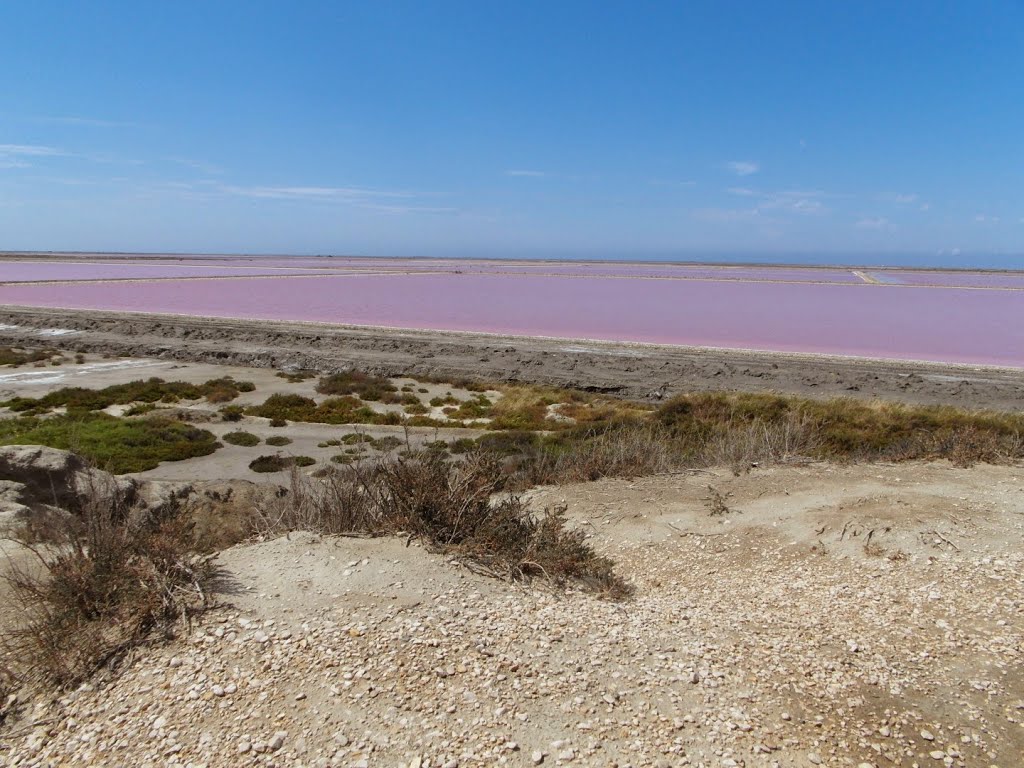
[[1, 1, 1022, 265]]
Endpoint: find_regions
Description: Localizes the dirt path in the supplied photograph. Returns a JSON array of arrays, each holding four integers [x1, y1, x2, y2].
[[2, 307, 1023, 410], [3, 461, 1022, 766]]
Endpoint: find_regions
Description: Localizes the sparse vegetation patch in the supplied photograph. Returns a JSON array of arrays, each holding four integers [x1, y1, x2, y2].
[[1, 377, 255, 414], [0, 413, 219, 473], [223, 431, 261, 447]]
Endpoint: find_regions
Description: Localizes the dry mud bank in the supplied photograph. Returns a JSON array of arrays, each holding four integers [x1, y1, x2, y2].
[[2, 462, 1022, 767], [1, 307, 1023, 410]]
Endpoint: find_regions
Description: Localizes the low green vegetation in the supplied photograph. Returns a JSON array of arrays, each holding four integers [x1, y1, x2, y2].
[[1, 377, 255, 414], [316, 371, 397, 400], [468, 392, 1024, 489], [370, 435, 403, 451], [0, 347, 60, 367], [247, 393, 403, 426], [248, 454, 314, 472], [276, 370, 317, 383], [220, 405, 245, 421], [0, 413, 219, 473], [265, 435, 292, 447], [223, 431, 261, 447]]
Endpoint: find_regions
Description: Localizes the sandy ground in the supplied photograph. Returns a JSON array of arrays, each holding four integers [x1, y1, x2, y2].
[[2, 307, 1023, 411], [2, 461, 1022, 767]]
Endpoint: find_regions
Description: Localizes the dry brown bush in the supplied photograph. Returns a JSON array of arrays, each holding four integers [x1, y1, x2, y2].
[[1, 479, 215, 688], [253, 453, 630, 598]]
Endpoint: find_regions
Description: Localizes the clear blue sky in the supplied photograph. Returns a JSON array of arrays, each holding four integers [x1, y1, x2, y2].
[[1, 1, 1022, 266]]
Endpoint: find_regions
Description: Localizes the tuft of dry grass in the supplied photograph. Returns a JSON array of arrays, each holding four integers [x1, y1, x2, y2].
[[252, 452, 630, 598], [1, 479, 215, 688]]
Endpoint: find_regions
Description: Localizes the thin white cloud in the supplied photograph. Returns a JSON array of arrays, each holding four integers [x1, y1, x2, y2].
[[974, 214, 1000, 223], [892, 193, 918, 204], [505, 170, 547, 177], [361, 203, 460, 215], [36, 116, 135, 128], [218, 184, 413, 201], [855, 217, 892, 230], [726, 160, 759, 177], [168, 157, 224, 175], [648, 179, 697, 188], [691, 207, 761, 222], [727, 187, 828, 215], [0, 144, 65, 158]]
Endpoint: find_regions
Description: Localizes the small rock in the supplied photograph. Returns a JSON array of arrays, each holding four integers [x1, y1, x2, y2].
[[237, 739, 251, 754], [269, 731, 287, 751], [532, 750, 546, 765], [921, 729, 935, 741], [929, 751, 946, 760], [808, 754, 822, 765]]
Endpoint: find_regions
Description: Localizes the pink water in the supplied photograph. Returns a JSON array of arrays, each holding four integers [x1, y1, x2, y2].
[[0, 261, 336, 282], [1, 267, 1021, 367], [867, 271, 1024, 289]]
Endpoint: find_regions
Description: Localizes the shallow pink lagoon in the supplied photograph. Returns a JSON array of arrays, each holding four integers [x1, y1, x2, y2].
[[0, 261, 337, 282], [1, 261, 1022, 367]]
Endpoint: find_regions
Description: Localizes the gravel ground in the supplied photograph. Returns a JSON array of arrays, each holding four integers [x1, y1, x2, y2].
[[2, 462, 1022, 767]]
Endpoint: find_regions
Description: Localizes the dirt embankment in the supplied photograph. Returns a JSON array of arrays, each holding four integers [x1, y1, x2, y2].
[[2, 307, 1023, 411], [2, 461, 1022, 766]]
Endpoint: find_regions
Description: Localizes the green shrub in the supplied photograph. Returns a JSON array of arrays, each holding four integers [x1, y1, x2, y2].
[[450, 437, 479, 454], [1, 377, 256, 414], [370, 436, 404, 451], [249, 455, 289, 472], [430, 393, 459, 407], [0, 347, 59, 367], [276, 370, 317, 383], [248, 393, 403, 426], [223, 431, 261, 447], [0, 413, 219, 474], [265, 435, 292, 447], [316, 371, 397, 399], [220, 405, 244, 422]]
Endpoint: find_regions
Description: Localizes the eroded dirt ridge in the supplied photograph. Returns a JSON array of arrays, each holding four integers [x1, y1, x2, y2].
[[1, 307, 1023, 410]]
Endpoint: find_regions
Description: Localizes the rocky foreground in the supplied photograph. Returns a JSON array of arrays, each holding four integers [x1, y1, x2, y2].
[[2, 461, 1023, 767]]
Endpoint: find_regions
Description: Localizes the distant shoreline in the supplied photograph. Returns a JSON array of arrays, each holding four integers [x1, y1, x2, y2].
[[2, 250, 1022, 274]]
